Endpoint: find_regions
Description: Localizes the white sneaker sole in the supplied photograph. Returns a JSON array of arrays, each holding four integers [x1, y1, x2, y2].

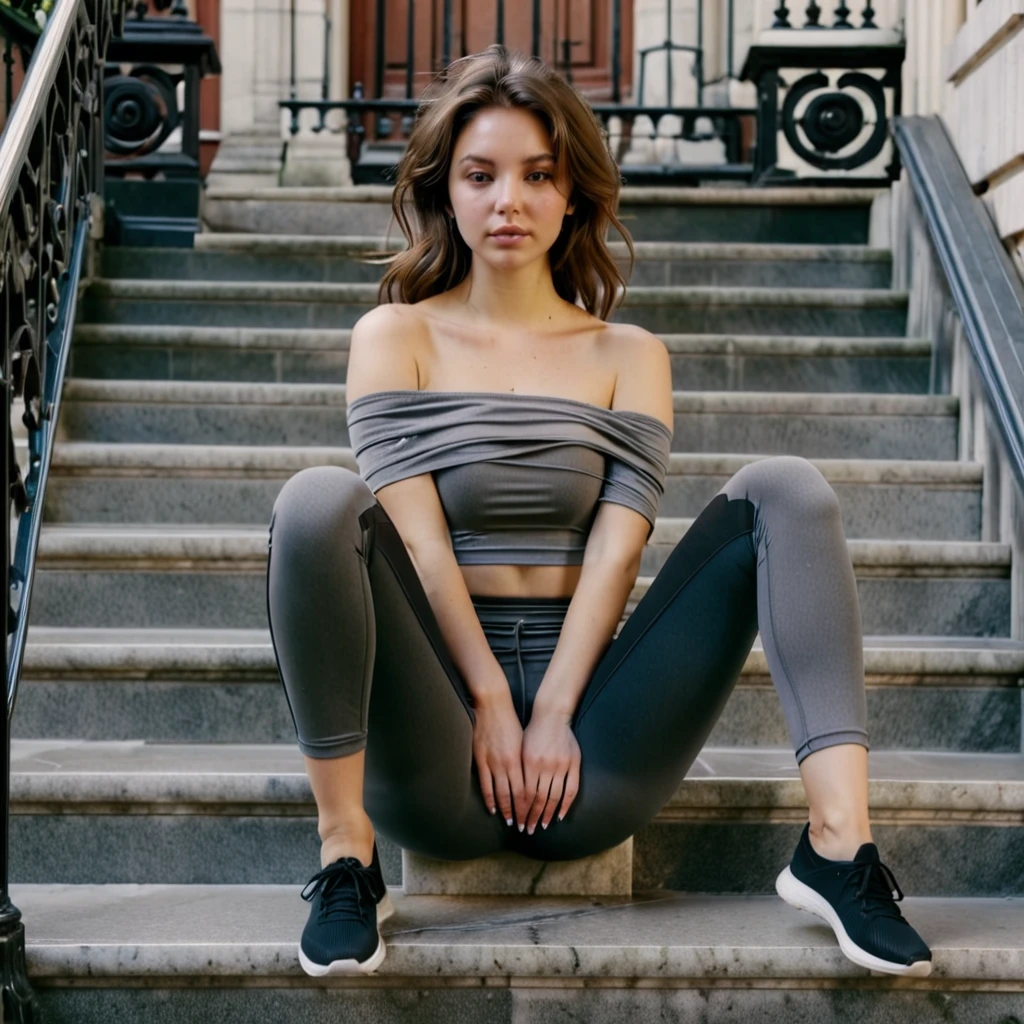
[[776, 866, 932, 978], [298, 889, 397, 977]]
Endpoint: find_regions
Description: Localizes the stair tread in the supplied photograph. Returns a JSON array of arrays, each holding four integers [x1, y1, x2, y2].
[[20, 627, 1024, 676], [202, 184, 885, 204], [60, 378, 957, 413], [87, 278, 908, 304], [32, 522, 1011, 565], [36, 442, 980, 482], [187, 235, 892, 261], [74, 323, 926, 352], [9, 883, 1024, 981], [10, 742, 1024, 810]]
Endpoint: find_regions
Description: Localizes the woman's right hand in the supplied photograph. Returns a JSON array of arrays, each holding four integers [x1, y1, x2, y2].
[[471, 693, 527, 828]]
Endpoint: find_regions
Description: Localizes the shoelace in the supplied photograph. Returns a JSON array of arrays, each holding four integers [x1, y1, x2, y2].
[[301, 857, 378, 925], [848, 859, 906, 921]]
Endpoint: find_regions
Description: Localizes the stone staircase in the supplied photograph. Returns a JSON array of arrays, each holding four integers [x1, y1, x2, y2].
[[10, 186, 1024, 1021]]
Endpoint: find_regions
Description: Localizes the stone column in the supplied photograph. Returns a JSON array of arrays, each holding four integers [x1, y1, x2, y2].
[[281, 0, 353, 186]]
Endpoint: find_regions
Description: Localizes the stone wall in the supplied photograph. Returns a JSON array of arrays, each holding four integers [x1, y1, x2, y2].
[[941, 0, 1024, 276]]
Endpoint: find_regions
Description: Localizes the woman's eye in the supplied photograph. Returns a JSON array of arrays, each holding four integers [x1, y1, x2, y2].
[[466, 171, 553, 183]]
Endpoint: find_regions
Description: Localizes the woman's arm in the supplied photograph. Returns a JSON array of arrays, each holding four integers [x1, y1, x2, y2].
[[346, 304, 511, 708], [376, 478, 513, 709], [347, 305, 530, 826], [532, 326, 675, 720]]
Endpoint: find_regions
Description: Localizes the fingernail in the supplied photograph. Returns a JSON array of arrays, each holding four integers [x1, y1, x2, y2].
[[505, 817, 512, 827], [527, 825, 535, 835], [489, 806, 496, 815], [541, 821, 548, 830], [518, 823, 524, 832]]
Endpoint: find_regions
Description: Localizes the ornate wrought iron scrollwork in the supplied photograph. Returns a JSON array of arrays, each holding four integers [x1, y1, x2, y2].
[[103, 63, 180, 162], [0, 0, 125, 1012], [781, 69, 889, 171]]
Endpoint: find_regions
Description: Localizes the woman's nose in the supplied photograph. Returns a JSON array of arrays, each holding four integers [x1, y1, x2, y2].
[[494, 177, 523, 212]]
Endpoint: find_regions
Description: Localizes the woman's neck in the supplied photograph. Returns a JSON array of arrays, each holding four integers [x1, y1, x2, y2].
[[451, 260, 568, 329]]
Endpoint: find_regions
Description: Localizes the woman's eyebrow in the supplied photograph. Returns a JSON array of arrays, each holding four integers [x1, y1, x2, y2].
[[457, 153, 555, 166]]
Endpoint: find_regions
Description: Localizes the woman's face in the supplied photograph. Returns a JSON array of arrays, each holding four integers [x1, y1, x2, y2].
[[446, 106, 575, 267]]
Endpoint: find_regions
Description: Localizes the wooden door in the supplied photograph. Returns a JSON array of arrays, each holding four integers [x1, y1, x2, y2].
[[350, 0, 633, 104]]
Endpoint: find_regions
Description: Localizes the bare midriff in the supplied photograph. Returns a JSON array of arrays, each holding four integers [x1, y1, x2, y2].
[[461, 563, 583, 599]]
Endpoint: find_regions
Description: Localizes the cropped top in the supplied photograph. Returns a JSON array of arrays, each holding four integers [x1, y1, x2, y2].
[[346, 389, 673, 566]]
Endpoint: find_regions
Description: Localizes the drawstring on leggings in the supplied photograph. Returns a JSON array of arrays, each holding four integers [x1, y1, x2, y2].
[[513, 618, 526, 727], [480, 612, 563, 727]]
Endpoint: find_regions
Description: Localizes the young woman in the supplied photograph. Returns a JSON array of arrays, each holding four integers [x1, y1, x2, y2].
[[266, 44, 932, 981]]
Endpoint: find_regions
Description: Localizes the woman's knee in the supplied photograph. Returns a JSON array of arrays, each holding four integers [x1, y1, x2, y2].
[[269, 465, 376, 551], [720, 456, 840, 519]]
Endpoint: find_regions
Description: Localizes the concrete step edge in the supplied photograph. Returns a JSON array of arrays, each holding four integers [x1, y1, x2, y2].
[[201, 184, 884, 205], [187, 234, 892, 261], [9, 742, 1024, 815], [20, 628, 1024, 678], [60, 379, 958, 414], [32, 523, 1012, 569], [87, 278, 907, 307], [33, 442, 982, 485], [72, 323, 930, 355], [12, 884, 1018, 983]]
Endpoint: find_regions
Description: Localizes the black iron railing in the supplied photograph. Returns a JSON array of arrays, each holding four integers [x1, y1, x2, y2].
[[282, 0, 757, 185], [280, 0, 901, 186], [0, 0, 126, 1016]]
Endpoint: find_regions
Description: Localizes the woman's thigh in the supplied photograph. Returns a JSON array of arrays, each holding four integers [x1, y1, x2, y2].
[[521, 491, 760, 862], [267, 466, 505, 860], [359, 500, 512, 859]]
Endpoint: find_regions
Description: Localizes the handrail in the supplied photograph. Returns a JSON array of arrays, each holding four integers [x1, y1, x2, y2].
[[0, 0, 126, 1014], [891, 116, 1024, 496]]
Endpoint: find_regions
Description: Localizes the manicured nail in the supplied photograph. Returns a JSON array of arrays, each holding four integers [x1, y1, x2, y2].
[[489, 806, 496, 815], [505, 817, 512, 826], [541, 821, 548, 830], [518, 823, 524, 832], [527, 824, 535, 835]]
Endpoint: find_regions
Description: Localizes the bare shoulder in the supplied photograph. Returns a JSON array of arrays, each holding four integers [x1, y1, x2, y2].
[[346, 303, 428, 403], [606, 324, 673, 433]]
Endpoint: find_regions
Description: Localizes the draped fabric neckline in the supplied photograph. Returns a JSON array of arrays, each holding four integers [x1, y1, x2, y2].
[[346, 388, 673, 434], [345, 388, 674, 566]]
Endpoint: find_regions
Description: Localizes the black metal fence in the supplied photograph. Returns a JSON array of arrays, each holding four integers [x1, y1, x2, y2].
[[280, 0, 902, 186]]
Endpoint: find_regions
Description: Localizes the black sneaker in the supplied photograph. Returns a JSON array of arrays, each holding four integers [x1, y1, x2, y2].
[[298, 840, 396, 976], [776, 823, 933, 977]]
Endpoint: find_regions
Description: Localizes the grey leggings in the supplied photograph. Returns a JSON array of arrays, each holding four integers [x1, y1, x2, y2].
[[266, 455, 868, 863]]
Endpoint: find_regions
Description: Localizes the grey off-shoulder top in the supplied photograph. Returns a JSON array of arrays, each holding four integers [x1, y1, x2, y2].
[[345, 389, 673, 566]]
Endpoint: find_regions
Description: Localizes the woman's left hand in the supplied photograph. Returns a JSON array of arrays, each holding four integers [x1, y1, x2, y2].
[[520, 709, 581, 833]]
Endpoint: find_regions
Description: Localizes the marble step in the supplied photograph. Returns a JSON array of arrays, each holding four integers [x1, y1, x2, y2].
[[80, 279, 908, 336], [25, 525, 1011, 636], [201, 184, 878, 244], [68, 324, 930, 393], [16, 628, 1024, 753], [57, 381, 958, 460], [35, 444, 982, 540], [101, 238, 894, 289], [8, 742, 1024, 895], [15, 886, 1024, 1023]]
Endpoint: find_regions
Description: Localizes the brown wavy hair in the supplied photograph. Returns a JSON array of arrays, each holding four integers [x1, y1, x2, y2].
[[373, 44, 635, 321]]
